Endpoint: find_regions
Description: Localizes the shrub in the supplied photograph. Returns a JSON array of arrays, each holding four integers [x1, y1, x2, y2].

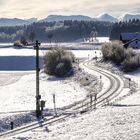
[[13, 40, 23, 47], [44, 50, 58, 75], [102, 42, 125, 64], [125, 48, 136, 59], [102, 42, 140, 72], [111, 42, 125, 64], [55, 62, 67, 77], [101, 43, 113, 60], [122, 54, 140, 72], [44, 47, 75, 77]]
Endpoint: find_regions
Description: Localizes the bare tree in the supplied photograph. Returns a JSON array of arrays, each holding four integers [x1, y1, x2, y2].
[[48, 33, 53, 44]]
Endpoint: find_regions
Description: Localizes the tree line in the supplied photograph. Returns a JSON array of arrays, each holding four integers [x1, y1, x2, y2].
[[110, 19, 140, 40], [0, 20, 112, 43]]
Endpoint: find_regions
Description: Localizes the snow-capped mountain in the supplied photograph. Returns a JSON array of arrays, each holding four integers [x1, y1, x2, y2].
[[96, 13, 118, 22], [0, 18, 37, 27], [40, 14, 118, 23], [40, 15, 93, 22], [119, 13, 140, 21], [0, 13, 140, 27]]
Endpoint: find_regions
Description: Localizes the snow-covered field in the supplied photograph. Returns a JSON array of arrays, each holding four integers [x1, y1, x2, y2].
[[6, 106, 140, 140], [0, 45, 102, 71], [117, 69, 140, 106], [0, 43, 98, 133], [0, 37, 109, 48], [6, 63, 140, 140], [0, 73, 88, 112], [0, 44, 93, 126], [1, 40, 140, 140]]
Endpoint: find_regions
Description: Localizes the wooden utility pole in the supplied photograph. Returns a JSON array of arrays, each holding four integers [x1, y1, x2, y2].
[[35, 40, 41, 118]]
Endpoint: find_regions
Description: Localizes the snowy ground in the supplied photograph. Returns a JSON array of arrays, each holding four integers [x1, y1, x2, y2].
[[0, 37, 109, 47], [0, 43, 98, 133], [117, 68, 140, 106], [6, 61, 140, 140], [0, 43, 101, 113], [6, 106, 140, 140], [0, 73, 88, 112], [95, 60, 139, 105], [1, 41, 140, 140], [0, 46, 102, 71]]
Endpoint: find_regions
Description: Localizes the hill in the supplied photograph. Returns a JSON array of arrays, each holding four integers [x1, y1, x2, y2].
[[0, 18, 36, 27], [119, 13, 140, 21], [40, 15, 93, 22], [96, 13, 118, 22]]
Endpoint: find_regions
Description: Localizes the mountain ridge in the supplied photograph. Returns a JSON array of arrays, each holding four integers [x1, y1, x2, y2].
[[0, 13, 139, 26], [119, 13, 140, 21], [35, 13, 140, 23], [0, 18, 38, 27], [95, 13, 118, 22], [40, 15, 92, 22]]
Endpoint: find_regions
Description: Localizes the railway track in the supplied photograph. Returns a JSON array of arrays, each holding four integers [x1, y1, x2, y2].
[[0, 60, 124, 138], [77, 60, 124, 110]]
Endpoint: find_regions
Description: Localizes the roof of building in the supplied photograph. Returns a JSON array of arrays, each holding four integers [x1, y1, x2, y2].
[[120, 32, 140, 41], [123, 38, 140, 48]]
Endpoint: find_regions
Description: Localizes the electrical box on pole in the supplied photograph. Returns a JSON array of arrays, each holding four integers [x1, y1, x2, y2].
[[41, 100, 45, 111]]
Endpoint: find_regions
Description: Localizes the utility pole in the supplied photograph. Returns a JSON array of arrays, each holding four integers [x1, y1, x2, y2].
[[35, 40, 41, 118]]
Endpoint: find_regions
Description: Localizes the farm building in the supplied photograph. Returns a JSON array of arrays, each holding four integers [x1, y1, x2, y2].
[[120, 32, 140, 48]]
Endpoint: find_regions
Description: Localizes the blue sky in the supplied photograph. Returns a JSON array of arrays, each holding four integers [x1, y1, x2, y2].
[[0, 0, 139, 19]]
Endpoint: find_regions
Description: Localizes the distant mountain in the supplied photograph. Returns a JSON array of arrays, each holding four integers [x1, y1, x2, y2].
[[40, 15, 93, 22], [0, 13, 140, 27], [96, 13, 118, 22], [40, 14, 119, 23], [0, 18, 36, 27], [119, 13, 140, 21], [26, 18, 38, 23]]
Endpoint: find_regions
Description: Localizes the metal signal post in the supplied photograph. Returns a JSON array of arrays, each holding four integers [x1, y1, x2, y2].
[[35, 40, 41, 118], [53, 94, 57, 116]]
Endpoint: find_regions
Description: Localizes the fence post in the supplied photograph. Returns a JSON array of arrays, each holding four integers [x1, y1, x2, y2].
[[94, 93, 97, 109], [90, 94, 93, 110], [100, 75, 102, 85], [88, 54, 90, 61], [129, 78, 131, 88], [53, 94, 57, 116], [10, 122, 14, 130]]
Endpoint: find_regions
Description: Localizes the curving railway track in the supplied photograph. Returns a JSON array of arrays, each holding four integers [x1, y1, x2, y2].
[[0, 60, 124, 138], [78, 60, 124, 109]]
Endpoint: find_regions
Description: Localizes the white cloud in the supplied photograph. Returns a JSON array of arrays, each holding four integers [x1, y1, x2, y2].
[[0, 0, 139, 18]]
